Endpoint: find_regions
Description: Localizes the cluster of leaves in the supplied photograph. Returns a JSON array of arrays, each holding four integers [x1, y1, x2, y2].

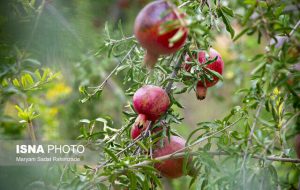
[[0, 43, 60, 139]]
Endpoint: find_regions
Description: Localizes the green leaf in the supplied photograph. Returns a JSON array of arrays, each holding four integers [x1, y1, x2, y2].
[[12, 79, 20, 87], [182, 152, 190, 175], [174, 86, 188, 94], [95, 118, 108, 125], [104, 148, 119, 163], [251, 62, 267, 75], [233, 27, 249, 41], [248, 54, 264, 62], [217, 8, 235, 38], [274, 4, 285, 17], [258, 1, 267, 8], [169, 28, 185, 46], [172, 98, 184, 108], [221, 6, 234, 17], [24, 58, 41, 66], [206, 68, 224, 81], [242, 4, 256, 25], [159, 19, 181, 35], [15, 105, 23, 114], [189, 176, 198, 189], [41, 69, 50, 81], [24, 74, 34, 86], [202, 56, 218, 67], [116, 65, 129, 74], [198, 152, 219, 171], [80, 97, 89, 104], [142, 169, 162, 188], [19, 120, 27, 124], [34, 70, 42, 80], [79, 119, 90, 124], [127, 171, 137, 190]]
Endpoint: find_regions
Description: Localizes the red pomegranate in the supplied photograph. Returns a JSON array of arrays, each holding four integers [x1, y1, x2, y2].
[[134, 0, 188, 69], [130, 118, 168, 139], [153, 136, 191, 178], [295, 134, 300, 159], [131, 114, 150, 139], [133, 85, 170, 121], [184, 48, 224, 100]]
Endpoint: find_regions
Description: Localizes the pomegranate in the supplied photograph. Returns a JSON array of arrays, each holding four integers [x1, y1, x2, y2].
[[134, 0, 188, 69], [131, 114, 150, 139], [131, 85, 170, 139], [184, 48, 224, 100], [130, 119, 168, 139], [133, 85, 170, 121], [295, 134, 300, 159], [153, 135, 191, 178]]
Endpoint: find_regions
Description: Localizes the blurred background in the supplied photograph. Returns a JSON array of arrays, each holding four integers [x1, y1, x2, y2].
[[0, 0, 272, 189]]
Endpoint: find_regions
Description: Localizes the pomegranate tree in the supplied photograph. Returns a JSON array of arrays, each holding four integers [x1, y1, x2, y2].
[[131, 85, 170, 139], [153, 135, 191, 178], [134, 0, 188, 69], [184, 48, 224, 100]]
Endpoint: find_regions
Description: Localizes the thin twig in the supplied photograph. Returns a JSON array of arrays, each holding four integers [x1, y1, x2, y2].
[[27, 120, 37, 142], [170, 117, 244, 157], [165, 53, 185, 93], [149, 130, 153, 159], [281, 112, 300, 131], [288, 20, 300, 37], [278, 20, 300, 57], [84, 44, 136, 101], [241, 98, 264, 185]]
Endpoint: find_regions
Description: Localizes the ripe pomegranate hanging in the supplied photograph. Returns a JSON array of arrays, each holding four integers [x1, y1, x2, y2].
[[184, 48, 224, 100], [133, 85, 170, 121], [153, 135, 191, 178], [134, 0, 188, 69], [131, 85, 170, 139]]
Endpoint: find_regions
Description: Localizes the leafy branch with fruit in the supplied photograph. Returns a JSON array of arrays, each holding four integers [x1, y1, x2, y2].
[[0, 0, 299, 189], [74, 0, 300, 189]]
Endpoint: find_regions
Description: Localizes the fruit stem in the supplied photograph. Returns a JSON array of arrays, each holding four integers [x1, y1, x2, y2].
[[144, 51, 159, 69], [196, 85, 207, 100]]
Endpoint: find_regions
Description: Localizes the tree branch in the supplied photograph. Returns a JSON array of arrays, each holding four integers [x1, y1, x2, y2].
[[170, 117, 244, 157], [27, 120, 37, 142], [241, 97, 264, 186], [82, 44, 137, 102], [165, 53, 185, 93], [94, 150, 300, 183]]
